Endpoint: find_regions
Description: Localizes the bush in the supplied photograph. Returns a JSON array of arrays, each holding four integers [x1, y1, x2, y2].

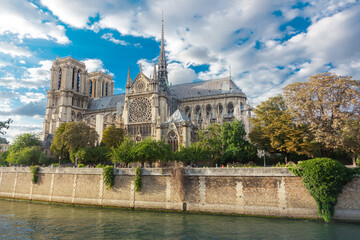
[[102, 165, 114, 190], [357, 157, 360, 166], [77, 164, 85, 168], [39, 153, 56, 166], [30, 166, 39, 184], [134, 166, 142, 192], [0, 151, 9, 166], [96, 164, 104, 168], [289, 158, 355, 222]]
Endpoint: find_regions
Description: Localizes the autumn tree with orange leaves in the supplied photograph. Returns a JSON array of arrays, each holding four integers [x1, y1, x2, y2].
[[283, 73, 360, 159]]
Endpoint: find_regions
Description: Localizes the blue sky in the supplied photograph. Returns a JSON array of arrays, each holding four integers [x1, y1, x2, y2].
[[1, 0, 360, 142]]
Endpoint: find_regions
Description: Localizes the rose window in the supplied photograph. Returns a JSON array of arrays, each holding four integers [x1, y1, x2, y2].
[[129, 97, 151, 122], [136, 81, 145, 92]]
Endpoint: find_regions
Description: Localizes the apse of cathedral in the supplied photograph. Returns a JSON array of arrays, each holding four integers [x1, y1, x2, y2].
[[40, 20, 252, 151]]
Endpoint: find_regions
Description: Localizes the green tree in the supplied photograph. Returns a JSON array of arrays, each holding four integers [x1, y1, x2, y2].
[[101, 126, 125, 149], [70, 146, 110, 165], [221, 120, 257, 164], [112, 137, 135, 167], [0, 151, 9, 166], [197, 124, 222, 164], [0, 118, 12, 135], [196, 120, 257, 166], [249, 95, 313, 156], [6, 133, 42, 165], [134, 138, 172, 167], [341, 120, 360, 166], [51, 122, 99, 160], [9, 133, 40, 153], [283, 73, 360, 156], [175, 144, 210, 165], [8, 146, 42, 166]]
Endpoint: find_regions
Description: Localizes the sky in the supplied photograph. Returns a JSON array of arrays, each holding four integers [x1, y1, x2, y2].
[[0, 0, 360, 143]]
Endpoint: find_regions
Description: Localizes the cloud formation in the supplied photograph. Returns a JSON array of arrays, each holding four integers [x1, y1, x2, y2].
[[0, 0, 69, 44]]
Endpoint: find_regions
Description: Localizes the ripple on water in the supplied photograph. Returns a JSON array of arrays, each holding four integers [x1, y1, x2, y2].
[[0, 200, 360, 240]]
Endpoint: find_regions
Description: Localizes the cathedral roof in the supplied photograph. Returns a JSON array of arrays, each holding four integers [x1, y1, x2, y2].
[[165, 109, 189, 124], [169, 77, 244, 100], [87, 94, 125, 111]]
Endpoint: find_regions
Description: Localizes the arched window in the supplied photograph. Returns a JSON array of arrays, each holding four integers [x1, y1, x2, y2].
[[77, 71, 80, 92], [94, 81, 96, 97], [167, 131, 178, 152], [106, 83, 108, 96], [71, 111, 75, 121], [58, 68, 62, 90], [218, 103, 223, 114], [206, 104, 212, 118], [77, 112, 82, 121], [72, 68, 75, 89], [184, 106, 191, 118], [89, 81, 93, 96], [227, 102, 234, 115], [195, 105, 201, 121]]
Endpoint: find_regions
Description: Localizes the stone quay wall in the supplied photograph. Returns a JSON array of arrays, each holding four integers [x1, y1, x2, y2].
[[0, 167, 359, 221]]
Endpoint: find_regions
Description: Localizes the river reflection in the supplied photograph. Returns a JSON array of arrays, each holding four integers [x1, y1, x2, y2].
[[0, 199, 359, 239]]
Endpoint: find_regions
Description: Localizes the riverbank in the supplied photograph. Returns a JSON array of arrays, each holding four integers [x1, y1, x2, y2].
[[0, 167, 359, 221]]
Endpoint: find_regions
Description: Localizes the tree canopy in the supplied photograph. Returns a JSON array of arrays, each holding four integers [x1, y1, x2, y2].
[[51, 122, 98, 160], [283, 72, 360, 155], [112, 137, 135, 167], [249, 95, 313, 156], [6, 133, 50, 166], [101, 126, 125, 149], [196, 120, 257, 165], [134, 138, 172, 167]]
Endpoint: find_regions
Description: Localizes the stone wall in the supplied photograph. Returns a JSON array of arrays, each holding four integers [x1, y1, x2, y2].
[[0, 167, 359, 221]]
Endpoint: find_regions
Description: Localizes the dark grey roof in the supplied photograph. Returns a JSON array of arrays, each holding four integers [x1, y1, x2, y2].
[[87, 94, 125, 111], [169, 77, 244, 99], [166, 109, 189, 124]]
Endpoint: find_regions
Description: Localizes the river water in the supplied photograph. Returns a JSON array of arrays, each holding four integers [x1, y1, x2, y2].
[[0, 200, 359, 240]]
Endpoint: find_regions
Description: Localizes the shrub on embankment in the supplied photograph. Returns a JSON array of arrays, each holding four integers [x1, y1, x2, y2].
[[289, 158, 360, 222], [102, 165, 114, 190], [30, 166, 39, 184]]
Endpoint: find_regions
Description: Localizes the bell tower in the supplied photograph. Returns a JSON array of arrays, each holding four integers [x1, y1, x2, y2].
[[41, 57, 89, 140]]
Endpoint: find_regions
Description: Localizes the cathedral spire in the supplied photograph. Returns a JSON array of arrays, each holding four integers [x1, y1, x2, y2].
[[153, 64, 157, 81], [157, 12, 168, 88], [126, 66, 131, 89]]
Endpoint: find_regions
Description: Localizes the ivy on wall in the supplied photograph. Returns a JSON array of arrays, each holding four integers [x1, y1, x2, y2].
[[30, 166, 39, 184], [134, 167, 142, 192], [102, 166, 114, 190], [289, 158, 358, 222]]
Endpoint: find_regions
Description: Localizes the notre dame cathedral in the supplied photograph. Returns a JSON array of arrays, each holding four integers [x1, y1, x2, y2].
[[40, 21, 252, 151]]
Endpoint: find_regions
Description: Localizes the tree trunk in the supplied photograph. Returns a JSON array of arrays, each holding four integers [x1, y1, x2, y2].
[[353, 156, 357, 167]]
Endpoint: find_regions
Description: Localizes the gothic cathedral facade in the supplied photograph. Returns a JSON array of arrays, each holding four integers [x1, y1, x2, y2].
[[41, 21, 252, 151]]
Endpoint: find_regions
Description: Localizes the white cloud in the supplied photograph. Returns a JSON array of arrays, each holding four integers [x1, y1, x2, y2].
[[2, 123, 43, 144], [168, 62, 197, 85], [83, 58, 113, 76], [101, 33, 129, 45], [7, 0, 360, 108], [0, 0, 69, 44], [0, 60, 52, 89], [20, 92, 46, 104], [0, 42, 31, 57]]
